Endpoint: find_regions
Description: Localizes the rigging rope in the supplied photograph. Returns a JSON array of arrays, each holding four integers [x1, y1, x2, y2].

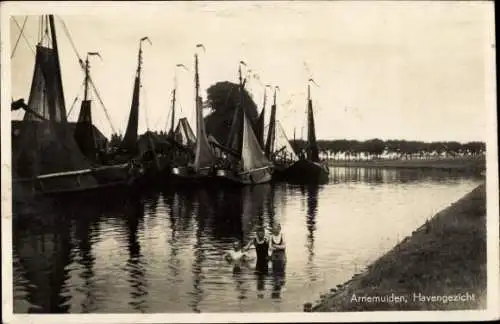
[[57, 16, 118, 135], [12, 17, 35, 55], [143, 87, 150, 131], [66, 80, 86, 119]]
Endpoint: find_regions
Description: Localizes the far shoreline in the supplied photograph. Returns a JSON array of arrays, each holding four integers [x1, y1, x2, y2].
[[326, 157, 485, 173]]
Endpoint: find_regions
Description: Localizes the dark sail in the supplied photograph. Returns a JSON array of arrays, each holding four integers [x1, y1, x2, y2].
[[256, 107, 265, 149], [264, 103, 276, 158], [74, 100, 97, 162], [306, 85, 319, 162], [168, 88, 176, 137], [226, 66, 247, 158], [13, 16, 97, 189], [23, 46, 67, 122], [121, 72, 140, 153]]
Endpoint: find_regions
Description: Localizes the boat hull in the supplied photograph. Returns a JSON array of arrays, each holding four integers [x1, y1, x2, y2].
[[271, 161, 294, 182], [282, 159, 330, 184], [214, 166, 272, 186], [168, 165, 216, 186], [12, 162, 143, 197]]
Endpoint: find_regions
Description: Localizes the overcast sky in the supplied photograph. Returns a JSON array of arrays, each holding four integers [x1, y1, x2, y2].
[[8, 1, 495, 142]]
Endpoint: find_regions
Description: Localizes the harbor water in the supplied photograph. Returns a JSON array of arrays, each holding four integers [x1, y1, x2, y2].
[[12, 167, 482, 313]]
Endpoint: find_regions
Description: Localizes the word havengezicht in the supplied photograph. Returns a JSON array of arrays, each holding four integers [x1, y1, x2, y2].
[[350, 292, 476, 305]]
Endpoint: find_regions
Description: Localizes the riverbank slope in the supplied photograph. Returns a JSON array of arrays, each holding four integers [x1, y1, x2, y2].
[[310, 182, 487, 311]]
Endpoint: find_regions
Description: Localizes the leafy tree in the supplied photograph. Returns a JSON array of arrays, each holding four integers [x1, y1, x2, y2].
[[204, 81, 260, 145]]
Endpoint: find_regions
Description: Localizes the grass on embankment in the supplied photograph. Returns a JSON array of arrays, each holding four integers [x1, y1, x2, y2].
[[327, 157, 485, 172], [310, 183, 487, 311]]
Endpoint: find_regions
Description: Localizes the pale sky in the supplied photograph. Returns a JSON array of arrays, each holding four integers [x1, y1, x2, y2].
[[8, 1, 495, 142]]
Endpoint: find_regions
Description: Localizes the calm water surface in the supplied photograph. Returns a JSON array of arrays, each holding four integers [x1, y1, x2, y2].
[[13, 167, 483, 313]]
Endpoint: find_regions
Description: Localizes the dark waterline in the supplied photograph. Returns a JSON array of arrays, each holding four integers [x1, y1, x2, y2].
[[12, 167, 483, 313]]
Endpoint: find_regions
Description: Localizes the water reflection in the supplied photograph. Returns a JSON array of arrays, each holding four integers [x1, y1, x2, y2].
[[330, 167, 481, 184], [304, 185, 319, 283], [12, 168, 483, 313], [124, 198, 148, 313], [14, 212, 72, 313], [73, 207, 98, 313]]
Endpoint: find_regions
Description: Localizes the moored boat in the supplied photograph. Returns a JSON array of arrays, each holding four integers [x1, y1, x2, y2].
[[11, 15, 143, 197], [282, 79, 329, 184], [262, 86, 297, 181], [169, 45, 218, 185], [213, 62, 273, 186]]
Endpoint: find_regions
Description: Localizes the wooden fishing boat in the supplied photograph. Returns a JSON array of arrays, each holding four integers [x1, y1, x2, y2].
[[11, 15, 143, 197], [72, 52, 146, 188], [168, 45, 218, 185], [282, 80, 329, 185], [262, 87, 297, 181], [213, 62, 273, 186]]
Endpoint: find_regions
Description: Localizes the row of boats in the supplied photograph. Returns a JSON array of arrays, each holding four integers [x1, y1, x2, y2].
[[11, 15, 330, 197]]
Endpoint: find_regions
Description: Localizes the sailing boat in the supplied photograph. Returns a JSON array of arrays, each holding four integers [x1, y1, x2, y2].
[[73, 52, 144, 187], [263, 86, 297, 181], [213, 62, 273, 185], [170, 45, 217, 183], [11, 15, 141, 195], [282, 79, 329, 184]]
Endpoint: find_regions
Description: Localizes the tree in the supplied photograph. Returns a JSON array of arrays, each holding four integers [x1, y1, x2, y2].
[[204, 81, 260, 145]]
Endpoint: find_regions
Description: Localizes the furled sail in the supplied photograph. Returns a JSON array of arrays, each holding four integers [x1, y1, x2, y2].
[[74, 100, 97, 162], [256, 107, 265, 149], [194, 96, 215, 171], [193, 53, 216, 172], [264, 103, 276, 158]]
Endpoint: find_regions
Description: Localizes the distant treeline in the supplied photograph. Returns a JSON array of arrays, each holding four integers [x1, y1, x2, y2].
[[109, 131, 484, 160], [290, 139, 486, 159]]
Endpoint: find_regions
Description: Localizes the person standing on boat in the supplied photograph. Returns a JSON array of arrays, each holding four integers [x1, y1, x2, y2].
[[244, 227, 270, 272]]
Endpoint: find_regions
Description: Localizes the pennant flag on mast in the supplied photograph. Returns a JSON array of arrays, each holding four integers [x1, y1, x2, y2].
[[196, 43, 206, 52]]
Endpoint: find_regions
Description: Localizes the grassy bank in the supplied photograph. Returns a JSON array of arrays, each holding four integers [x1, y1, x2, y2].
[[308, 183, 487, 311], [327, 157, 485, 173]]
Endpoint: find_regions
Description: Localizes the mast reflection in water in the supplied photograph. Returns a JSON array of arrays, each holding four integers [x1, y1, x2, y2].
[[13, 168, 482, 312]]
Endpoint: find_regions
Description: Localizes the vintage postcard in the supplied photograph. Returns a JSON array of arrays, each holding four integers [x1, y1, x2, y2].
[[1, 1, 498, 323]]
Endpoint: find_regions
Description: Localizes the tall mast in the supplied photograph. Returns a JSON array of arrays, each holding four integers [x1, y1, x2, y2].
[[195, 53, 200, 112], [84, 56, 90, 101], [48, 14, 67, 122], [170, 84, 176, 135]]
